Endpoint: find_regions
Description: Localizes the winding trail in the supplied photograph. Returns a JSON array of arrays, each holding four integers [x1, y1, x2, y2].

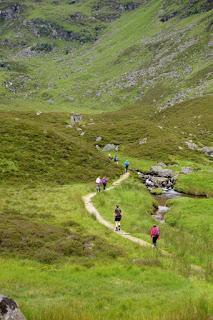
[[82, 173, 168, 254]]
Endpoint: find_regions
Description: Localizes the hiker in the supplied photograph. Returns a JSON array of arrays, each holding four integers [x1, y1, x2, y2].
[[114, 205, 122, 231], [124, 160, 129, 172], [102, 177, 108, 190], [114, 154, 119, 165], [150, 225, 160, 248], [96, 176, 102, 192], [108, 153, 113, 161]]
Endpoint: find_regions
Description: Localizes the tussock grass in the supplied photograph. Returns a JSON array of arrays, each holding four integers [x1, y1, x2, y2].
[[175, 171, 213, 197]]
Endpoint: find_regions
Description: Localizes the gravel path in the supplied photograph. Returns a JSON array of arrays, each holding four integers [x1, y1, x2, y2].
[[83, 173, 165, 251]]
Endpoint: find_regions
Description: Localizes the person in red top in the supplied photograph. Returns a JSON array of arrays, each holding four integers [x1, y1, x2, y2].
[[150, 225, 160, 248]]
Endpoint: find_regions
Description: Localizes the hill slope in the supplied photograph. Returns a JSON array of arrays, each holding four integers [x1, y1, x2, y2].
[[0, 0, 212, 111]]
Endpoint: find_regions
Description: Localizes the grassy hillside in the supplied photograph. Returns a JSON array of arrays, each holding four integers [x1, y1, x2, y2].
[[0, 1, 212, 319], [84, 96, 213, 162], [0, 111, 122, 184], [0, 0, 212, 111]]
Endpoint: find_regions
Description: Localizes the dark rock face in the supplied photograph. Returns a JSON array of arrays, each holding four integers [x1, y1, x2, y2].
[[23, 19, 96, 42], [0, 4, 22, 21], [0, 295, 25, 320], [160, 11, 178, 22], [92, 0, 141, 22]]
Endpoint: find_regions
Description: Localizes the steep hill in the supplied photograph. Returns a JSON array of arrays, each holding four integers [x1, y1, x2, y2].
[[0, 0, 212, 111]]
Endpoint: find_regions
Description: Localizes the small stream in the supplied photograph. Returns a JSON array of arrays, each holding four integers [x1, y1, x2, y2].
[[152, 189, 205, 223], [153, 190, 182, 223]]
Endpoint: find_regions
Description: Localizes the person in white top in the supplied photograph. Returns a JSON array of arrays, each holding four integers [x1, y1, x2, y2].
[[96, 176, 102, 192]]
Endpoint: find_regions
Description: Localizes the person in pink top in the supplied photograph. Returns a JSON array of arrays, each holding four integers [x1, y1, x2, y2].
[[150, 225, 160, 248]]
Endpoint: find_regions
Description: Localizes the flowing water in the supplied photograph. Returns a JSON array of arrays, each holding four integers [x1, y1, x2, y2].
[[153, 189, 205, 223], [153, 190, 182, 223]]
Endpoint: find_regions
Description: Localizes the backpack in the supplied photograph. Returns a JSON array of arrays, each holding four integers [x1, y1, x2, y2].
[[153, 227, 160, 236], [115, 208, 122, 217]]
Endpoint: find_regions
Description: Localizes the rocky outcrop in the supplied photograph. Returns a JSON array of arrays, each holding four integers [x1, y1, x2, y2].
[[0, 295, 25, 320], [0, 4, 22, 21], [185, 141, 213, 157], [160, 11, 178, 22], [138, 171, 175, 189], [137, 164, 176, 190], [150, 166, 174, 178], [201, 146, 213, 157], [23, 19, 96, 42], [102, 144, 119, 152]]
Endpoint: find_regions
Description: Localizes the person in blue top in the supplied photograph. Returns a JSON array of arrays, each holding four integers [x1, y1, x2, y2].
[[124, 160, 129, 172]]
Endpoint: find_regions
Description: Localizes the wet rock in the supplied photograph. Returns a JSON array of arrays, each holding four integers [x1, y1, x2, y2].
[[181, 167, 194, 174], [103, 144, 119, 152], [150, 166, 174, 178], [0, 295, 26, 320]]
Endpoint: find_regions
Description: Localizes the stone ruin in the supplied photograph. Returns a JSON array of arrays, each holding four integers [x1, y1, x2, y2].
[[70, 113, 82, 126]]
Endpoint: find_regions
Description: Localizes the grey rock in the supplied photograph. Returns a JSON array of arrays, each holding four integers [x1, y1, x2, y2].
[[181, 167, 194, 174], [150, 166, 174, 178], [96, 136, 102, 142], [185, 140, 199, 150], [0, 295, 26, 320], [200, 146, 213, 157], [157, 162, 167, 167], [0, 5, 22, 21], [139, 138, 147, 145], [103, 144, 118, 152]]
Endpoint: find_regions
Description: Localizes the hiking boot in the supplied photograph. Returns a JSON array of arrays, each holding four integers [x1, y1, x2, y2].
[[115, 227, 118, 232]]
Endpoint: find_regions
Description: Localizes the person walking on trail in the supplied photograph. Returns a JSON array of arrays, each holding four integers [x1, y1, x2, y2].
[[124, 160, 129, 173], [108, 154, 113, 161], [96, 176, 102, 193], [150, 225, 160, 248], [114, 205, 122, 231], [102, 177, 108, 190], [114, 154, 119, 165]]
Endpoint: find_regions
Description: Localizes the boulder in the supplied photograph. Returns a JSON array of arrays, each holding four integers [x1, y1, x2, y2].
[[102, 144, 119, 152], [150, 166, 174, 178], [185, 140, 199, 150], [200, 146, 213, 157], [96, 136, 102, 142], [139, 138, 147, 145], [0, 295, 25, 320], [151, 176, 169, 188]]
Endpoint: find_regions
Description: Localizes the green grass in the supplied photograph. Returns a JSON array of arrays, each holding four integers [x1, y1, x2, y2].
[[0, 0, 212, 112], [175, 171, 213, 197], [85, 96, 213, 162], [0, 111, 122, 184], [94, 176, 213, 268]]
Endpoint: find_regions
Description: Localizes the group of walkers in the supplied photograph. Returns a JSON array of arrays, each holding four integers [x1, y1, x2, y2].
[[95, 155, 160, 248], [95, 176, 108, 192], [108, 154, 130, 173], [112, 205, 160, 247]]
